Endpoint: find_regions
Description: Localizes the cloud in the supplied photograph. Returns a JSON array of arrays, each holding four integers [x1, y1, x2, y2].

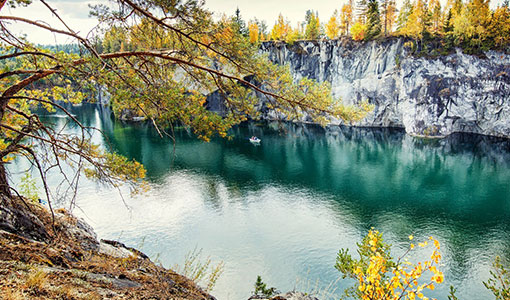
[[3, 0, 103, 44], [53, 1, 98, 19]]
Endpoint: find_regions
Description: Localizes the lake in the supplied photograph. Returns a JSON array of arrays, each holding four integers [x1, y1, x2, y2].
[[11, 104, 510, 299]]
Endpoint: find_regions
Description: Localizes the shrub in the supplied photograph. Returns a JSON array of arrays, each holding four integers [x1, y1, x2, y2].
[[484, 256, 510, 300], [253, 275, 278, 298], [335, 229, 444, 300]]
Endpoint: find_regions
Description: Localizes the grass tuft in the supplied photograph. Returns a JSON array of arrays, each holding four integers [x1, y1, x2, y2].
[[173, 247, 225, 292], [25, 268, 48, 293]]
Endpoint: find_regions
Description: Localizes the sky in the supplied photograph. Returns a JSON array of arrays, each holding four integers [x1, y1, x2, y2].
[[1, 0, 505, 45], [2, 0, 106, 44], [2, 0, 351, 44], [203, 0, 348, 27]]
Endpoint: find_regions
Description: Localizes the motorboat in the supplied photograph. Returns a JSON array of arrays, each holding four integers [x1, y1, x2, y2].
[[249, 136, 261, 144]]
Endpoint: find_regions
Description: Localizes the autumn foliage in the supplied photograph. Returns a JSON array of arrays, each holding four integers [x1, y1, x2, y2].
[[336, 229, 444, 300], [253, 0, 510, 52]]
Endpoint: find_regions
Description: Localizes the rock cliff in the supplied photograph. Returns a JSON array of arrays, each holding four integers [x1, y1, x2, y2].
[[260, 39, 510, 138]]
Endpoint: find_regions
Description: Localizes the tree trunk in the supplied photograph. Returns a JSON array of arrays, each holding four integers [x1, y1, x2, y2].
[[0, 162, 11, 198]]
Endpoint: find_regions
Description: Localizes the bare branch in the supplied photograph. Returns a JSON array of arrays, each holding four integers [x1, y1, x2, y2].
[[0, 16, 88, 44], [0, 69, 44, 79], [39, 0, 77, 36], [0, 51, 55, 60]]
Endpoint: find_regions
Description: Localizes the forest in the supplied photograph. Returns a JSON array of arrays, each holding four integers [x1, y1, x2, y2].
[[242, 0, 510, 54], [0, 0, 509, 299]]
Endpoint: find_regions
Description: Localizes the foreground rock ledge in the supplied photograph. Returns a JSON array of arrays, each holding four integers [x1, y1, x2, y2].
[[0, 195, 216, 299], [0, 195, 322, 300]]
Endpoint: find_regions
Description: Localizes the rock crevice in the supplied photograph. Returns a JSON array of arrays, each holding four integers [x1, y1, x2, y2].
[[260, 39, 510, 138]]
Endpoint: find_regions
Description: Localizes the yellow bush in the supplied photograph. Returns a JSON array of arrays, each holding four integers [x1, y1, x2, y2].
[[336, 229, 444, 300]]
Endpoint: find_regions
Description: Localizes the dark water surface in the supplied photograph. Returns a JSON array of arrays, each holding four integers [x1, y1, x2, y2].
[[12, 104, 510, 299]]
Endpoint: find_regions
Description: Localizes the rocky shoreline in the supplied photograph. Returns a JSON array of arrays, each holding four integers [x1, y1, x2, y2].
[[0, 195, 216, 299], [0, 195, 322, 299], [103, 38, 510, 140]]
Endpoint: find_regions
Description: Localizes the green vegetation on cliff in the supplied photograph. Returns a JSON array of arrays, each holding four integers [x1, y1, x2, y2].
[[250, 0, 509, 54]]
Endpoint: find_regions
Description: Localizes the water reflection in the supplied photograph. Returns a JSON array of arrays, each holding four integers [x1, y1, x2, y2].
[[25, 104, 510, 300]]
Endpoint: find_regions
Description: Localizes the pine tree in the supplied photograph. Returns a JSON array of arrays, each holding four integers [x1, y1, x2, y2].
[[396, 0, 413, 31], [365, 0, 382, 39], [488, 5, 510, 48], [232, 8, 248, 36], [452, 0, 490, 51], [0, 0, 374, 202], [305, 11, 321, 39], [443, 9, 454, 33]]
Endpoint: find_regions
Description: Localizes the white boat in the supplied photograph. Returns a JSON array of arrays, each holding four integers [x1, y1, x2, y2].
[[249, 136, 261, 144]]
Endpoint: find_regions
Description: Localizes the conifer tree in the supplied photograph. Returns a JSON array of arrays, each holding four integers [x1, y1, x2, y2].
[[0, 0, 373, 200], [488, 5, 510, 47], [365, 0, 382, 39], [305, 11, 321, 39], [396, 0, 413, 31], [233, 8, 248, 36], [452, 0, 491, 51], [443, 9, 454, 33]]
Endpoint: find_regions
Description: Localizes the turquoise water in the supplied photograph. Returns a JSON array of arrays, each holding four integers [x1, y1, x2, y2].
[[12, 104, 510, 299]]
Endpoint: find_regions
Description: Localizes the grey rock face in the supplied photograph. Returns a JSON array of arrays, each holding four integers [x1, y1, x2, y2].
[[100, 239, 150, 259], [95, 84, 111, 106], [261, 39, 510, 138], [0, 199, 49, 242], [55, 210, 100, 251]]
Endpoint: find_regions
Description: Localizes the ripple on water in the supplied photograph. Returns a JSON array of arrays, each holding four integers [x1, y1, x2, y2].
[[8, 105, 510, 300]]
